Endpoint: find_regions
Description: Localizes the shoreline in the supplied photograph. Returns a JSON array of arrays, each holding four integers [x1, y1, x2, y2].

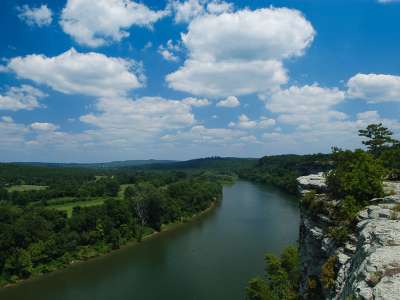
[[0, 199, 220, 291]]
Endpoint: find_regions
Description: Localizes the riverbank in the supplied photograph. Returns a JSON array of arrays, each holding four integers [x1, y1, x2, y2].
[[0, 198, 220, 290]]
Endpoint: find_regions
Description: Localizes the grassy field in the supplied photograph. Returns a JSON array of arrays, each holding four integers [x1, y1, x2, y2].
[[7, 185, 48, 192], [118, 183, 135, 198], [47, 184, 132, 217], [48, 198, 107, 217]]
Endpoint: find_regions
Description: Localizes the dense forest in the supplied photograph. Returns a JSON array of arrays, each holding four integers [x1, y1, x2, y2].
[[239, 153, 332, 194], [0, 167, 222, 286]]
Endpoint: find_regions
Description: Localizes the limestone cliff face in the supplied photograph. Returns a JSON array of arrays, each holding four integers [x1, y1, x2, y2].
[[298, 174, 400, 300]]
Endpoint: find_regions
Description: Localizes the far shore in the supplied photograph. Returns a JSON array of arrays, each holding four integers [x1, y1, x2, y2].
[[0, 198, 220, 290]]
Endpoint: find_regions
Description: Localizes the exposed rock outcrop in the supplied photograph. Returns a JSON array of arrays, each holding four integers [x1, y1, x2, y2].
[[297, 172, 327, 194], [298, 174, 400, 299]]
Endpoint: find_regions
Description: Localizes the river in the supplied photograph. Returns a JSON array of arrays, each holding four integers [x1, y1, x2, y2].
[[0, 180, 299, 300]]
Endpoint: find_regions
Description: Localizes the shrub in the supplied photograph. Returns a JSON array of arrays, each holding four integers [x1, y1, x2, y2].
[[302, 191, 316, 209], [245, 246, 300, 300], [321, 256, 337, 289], [326, 148, 385, 204], [338, 196, 362, 223], [379, 146, 400, 180], [245, 277, 272, 300], [328, 226, 350, 245]]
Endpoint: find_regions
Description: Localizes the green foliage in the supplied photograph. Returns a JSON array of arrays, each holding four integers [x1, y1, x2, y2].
[[245, 246, 300, 300], [245, 277, 272, 300], [338, 196, 361, 222], [240, 154, 332, 194], [301, 191, 327, 217], [321, 256, 337, 289], [0, 173, 222, 286], [326, 148, 385, 204], [379, 145, 400, 180], [358, 123, 396, 157], [328, 226, 350, 245]]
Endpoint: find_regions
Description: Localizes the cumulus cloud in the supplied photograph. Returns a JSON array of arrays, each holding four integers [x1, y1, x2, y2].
[[0, 117, 29, 148], [7, 48, 144, 97], [234, 114, 257, 129], [167, 7, 315, 97], [160, 124, 253, 144], [267, 85, 345, 115], [80, 96, 195, 145], [169, 0, 204, 23], [17, 4, 53, 27], [182, 97, 210, 107], [168, 60, 287, 97], [30, 122, 59, 131], [216, 96, 240, 107], [229, 114, 276, 129], [347, 73, 400, 103], [0, 85, 46, 111], [60, 0, 166, 47], [168, 0, 233, 24], [265, 84, 346, 128], [259, 117, 276, 128], [206, 0, 233, 14], [158, 39, 181, 62]]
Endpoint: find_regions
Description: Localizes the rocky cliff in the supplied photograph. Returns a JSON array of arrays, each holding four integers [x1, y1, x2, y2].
[[298, 173, 400, 299]]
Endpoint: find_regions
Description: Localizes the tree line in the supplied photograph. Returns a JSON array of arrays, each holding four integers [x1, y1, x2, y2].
[[0, 175, 222, 286]]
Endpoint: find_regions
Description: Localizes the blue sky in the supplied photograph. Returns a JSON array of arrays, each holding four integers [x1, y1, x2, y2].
[[1, 0, 400, 162]]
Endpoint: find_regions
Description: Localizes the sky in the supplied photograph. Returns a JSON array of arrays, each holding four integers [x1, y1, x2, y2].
[[0, 0, 400, 162]]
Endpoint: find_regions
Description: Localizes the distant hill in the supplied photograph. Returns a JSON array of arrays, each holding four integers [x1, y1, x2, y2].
[[10, 160, 177, 169], [142, 157, 258, 171], [4, 157, 258, 173]]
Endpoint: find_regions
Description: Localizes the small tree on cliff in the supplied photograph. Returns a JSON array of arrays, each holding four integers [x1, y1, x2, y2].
[[358, 123, 396, 157], [326, 148, 385, 204]]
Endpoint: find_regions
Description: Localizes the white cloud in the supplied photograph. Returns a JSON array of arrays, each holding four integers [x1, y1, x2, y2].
[[259, 117, 276, 128], [60, 0, 166, 47], [167, 7, 314, 97], [168, 0, 233, 23], [0, 117, 29, 148], [236, 114, 257, 129], [169, 0, 205, 23], [265, 84, 346, 129], [0, 85, 46, 111], [347, 73, 400, 103], [17, 4, 53, 27], [267, 85, 345, 115], [182, 97, 210, 107], [1, 116, 13, 123], [80, 96, 195, 144], [229, 114, 276, 129], [356, 110, 380, 122], [30, 122, 59, 131], [206, 1, 233, 14], [216, 95, 240, 107], [160, 124, 252, 144], [158, 40, 181, 62], [158, 49, 179, 62], [7, 48, 143, 97], [168, 59, 286, 97], [182, 8, 314, 62]]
